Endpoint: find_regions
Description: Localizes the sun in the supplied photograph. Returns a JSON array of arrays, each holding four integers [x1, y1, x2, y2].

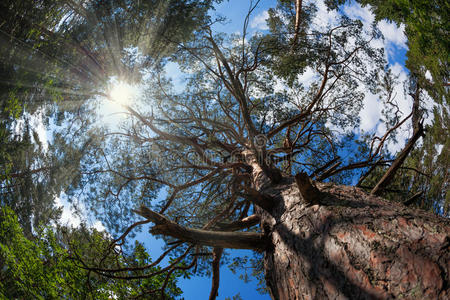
[[109, 81, 136, 105], [98, 80, 139, 126]]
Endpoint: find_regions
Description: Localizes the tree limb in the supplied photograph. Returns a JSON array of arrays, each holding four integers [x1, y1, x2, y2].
[[292, 0, 303, 47], [295, 172, 321, 205], [403, 191, 423, 206], [133, 206, 268, 251]]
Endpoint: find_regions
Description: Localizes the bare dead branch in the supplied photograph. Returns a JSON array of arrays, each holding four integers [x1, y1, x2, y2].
[[403, 191, 423, 206], [371, 122, 425, 195], [316, 161, 342, 181], [214, 214, 261, 231], [310, 157, 339, 179]]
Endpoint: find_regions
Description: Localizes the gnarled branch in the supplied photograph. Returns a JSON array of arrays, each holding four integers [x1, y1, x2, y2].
[[214, 214, 260, 231]]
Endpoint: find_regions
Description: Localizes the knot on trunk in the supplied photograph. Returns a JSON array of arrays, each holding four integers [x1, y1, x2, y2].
[[295, 172, 321, 205]]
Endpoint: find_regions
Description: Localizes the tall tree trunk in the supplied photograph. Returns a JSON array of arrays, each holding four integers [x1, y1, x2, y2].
[[240, 150, 449, 299], [258, 177, 449, 300], [136, 150, 449, 299]]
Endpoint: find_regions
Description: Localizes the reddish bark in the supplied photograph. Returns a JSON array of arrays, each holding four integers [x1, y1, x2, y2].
[[259, 178, 449, 300]]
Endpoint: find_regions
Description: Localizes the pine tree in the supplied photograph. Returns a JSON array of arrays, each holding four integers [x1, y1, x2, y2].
[[67, 1, 448, 298]]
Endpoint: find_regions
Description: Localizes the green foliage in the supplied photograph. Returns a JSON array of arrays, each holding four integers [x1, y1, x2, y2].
[[225, 293, 244, 300], [359, 0, 448, 102], [0, 205, 86, 299], [0, 206, 184, 299], [5, 91, 22, 119]]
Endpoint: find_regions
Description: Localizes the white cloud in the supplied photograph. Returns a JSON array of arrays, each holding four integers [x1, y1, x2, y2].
[[273, 78, 288, 94], [250, 10, 269, 30], [420, 89, 437, 127], [309, 0, 340, 30], [378, 21, 407, 61], [390, 63, 411, 115], [93, 220, 106, 232], [297, 67, 319, 89], [30, 110, 49, 152], [378, 21, 407, 49], [11, 110, 49, 152], [56, 196, 82, 228], [55, 195, 110, 235], [435, 144, 444, 156], [425, 70, 433, 83], [343, 2, 374, 27], [356, 63, 418, 154], [342, 2, 408, 62], [360, 92, 382, 132], [377, 63, 413, 154]]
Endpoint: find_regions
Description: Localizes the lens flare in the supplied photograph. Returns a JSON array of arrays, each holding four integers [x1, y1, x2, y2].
[[109, 82, 135, 104]]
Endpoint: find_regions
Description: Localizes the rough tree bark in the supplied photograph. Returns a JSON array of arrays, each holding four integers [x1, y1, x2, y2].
[[238, 150, 449, 300], [256, 173, 449, 299]]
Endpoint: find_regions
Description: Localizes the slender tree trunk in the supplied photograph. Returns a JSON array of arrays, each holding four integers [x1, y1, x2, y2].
[[258, 177, 449, 300]]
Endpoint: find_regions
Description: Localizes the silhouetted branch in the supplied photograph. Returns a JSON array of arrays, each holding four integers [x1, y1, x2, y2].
[[403, 191, 423, 206]]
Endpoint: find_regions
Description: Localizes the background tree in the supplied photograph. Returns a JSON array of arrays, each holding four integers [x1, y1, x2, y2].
[[0, 0, 218, 231], [0, 0, 219, 297], [0, 206, 185, 299]]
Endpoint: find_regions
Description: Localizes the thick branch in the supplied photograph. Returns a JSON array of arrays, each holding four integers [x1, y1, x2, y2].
[[133, 206, 268, 251], [241, 186, 276, 212]]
